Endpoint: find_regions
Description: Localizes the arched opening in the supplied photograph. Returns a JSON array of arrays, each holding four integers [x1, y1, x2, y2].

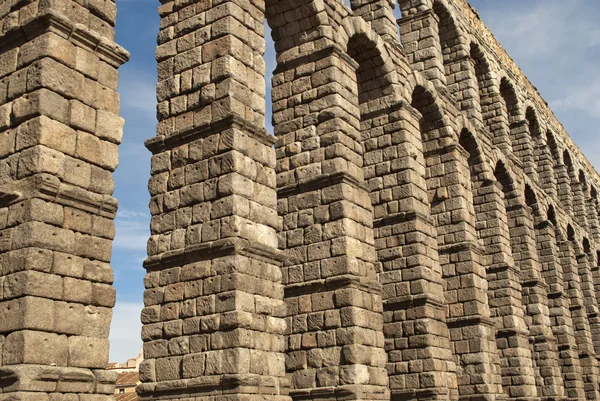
[[518, 105, 538, 181], [561, 150, 575, 215], [470, 43, 492, 133], [590, 186, 600, 243], [433, 0, 462, 90], [548, 205, 557, 226], [567, 224, 575, 242], [497, 77, 516, 150], [583, 237, 591, 254], [577, 170, 590, 228]]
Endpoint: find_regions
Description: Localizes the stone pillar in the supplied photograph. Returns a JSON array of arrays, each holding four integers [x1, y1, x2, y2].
[[536, 221, 585, 401], [473, 181, 538, 400], [350, 0, 398, 42], [557, 238, 600, 400], [273, 44, 389, 401], [451, 55, 483, 124], [0, 0, 128, 399], [139, 1, 289, 401], [534, 139, 557, 200], [433, 144, 504, 401], [572, 181, 589, 231], [556, 164, 573, 216], [586, 197, 600, 244], [398, 1, 447, 87], [575, 252, 600, 357], [504, 198, 564, 399], [362, 101, 457, 401], [509, 120, 537, 182]]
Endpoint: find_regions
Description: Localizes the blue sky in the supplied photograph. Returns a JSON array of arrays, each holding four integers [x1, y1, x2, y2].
[[108, 0, 600, 362]]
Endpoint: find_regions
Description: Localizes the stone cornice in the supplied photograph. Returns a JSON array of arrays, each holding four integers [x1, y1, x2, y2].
[[277, 171, 369, 198], [0, 9, 129, 68], [145, 114, 275, 154], [0, 174, 118, 219], [284, 274, 382, 299], [143, 237, 285, 271]]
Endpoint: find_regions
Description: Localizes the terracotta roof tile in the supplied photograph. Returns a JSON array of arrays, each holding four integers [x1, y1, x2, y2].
[[116, 371, 139, 386], [116, 392, 138, 401]]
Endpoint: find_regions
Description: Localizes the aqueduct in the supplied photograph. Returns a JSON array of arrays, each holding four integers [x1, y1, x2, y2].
[[1, 0, 600, 401]]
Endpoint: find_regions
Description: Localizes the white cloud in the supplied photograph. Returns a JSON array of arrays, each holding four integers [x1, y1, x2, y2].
[[552, 80, 600, 118], [479, 0, 600, 63], [119, 69, 157, 116], [109, 301, 143, 363], [114, 208, 150, 251]]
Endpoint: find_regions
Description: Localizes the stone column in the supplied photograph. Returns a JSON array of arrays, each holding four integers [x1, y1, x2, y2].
[[139, 1, 290, 401], [362, 101, 458, 401], [574, 252, 600, 357], [586, 197, 600, 244], [504, 197, 564, 399], [536, 221, 585, 401], [434, 143, 504, 401], [555, 164, 573, 216], [0, 0, 128, 399], [557, 238, 600, 400], [274, 44, 390, 401], [572, 181, 589, 231], [509, 120, 537, 182], [398, 1, 447, 87], [473, 181, 539, 400], [534, 138, 557, 200]]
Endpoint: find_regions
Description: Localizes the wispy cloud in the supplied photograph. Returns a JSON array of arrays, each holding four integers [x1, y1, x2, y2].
[[119, 68, 157, 116], [479, 0, 600, 64], [471, 0, 600, 170], [114, 208, 150, 251], [109, 301, 143, 363], [552, 80, 600, 118]]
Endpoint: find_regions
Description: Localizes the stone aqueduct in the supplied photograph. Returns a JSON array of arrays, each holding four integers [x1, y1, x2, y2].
[[1, 0, 600, 400]]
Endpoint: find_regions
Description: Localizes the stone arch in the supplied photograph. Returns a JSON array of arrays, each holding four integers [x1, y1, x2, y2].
[[470, 42, 495, 133], [590, 185, 600, 243], [576, 169, 590, 229], [432, 0, 464, 90], [459, 128, 494, 185], [514, 104, 538, 182], [528, 108, 556, 196], [356, 36, 458, 401], [496, 76, 518, 150], [347, 0, 399, 42]]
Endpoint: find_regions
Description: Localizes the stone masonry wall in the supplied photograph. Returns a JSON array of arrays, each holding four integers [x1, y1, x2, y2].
[[2, 0, 600, 401], [138, 1, 600, 401], [0, 0, 129, 400]]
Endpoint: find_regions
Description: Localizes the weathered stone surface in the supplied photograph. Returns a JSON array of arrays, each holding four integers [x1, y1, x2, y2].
[[0, 0, 128, 399], [3, 0, 600, 401], [140, 1, 600, 401]]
